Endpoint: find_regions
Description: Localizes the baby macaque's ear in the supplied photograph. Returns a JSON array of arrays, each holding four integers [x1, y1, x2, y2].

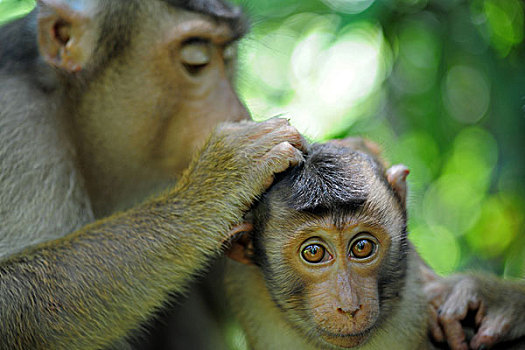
[[386, 164, 410, 206], [328, 137, 388, 168], [224, 222, 255, 265], [329, 137, 382, 157]]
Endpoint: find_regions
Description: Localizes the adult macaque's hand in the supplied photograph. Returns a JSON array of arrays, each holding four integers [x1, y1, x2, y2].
[[179, 118, 307, 222], [425, 273, 525, 350]]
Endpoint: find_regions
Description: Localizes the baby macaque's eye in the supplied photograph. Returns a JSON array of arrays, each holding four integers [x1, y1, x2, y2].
[[301, 244, 326, 263], [350, 238, 375, 259]]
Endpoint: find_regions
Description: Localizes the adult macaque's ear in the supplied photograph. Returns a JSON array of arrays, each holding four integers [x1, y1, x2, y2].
[[386, 164, 409, 206], [37, 0, 97, 72], [224, 222, 255, 265]]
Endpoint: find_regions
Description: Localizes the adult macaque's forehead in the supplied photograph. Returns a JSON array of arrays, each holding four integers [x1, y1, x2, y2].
[[160, 11, 236, 45], [162, 0, 248, 39], [164, 0, 242, 17]]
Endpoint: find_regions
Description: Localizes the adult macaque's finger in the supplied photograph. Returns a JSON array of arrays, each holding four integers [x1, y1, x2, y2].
[[428, 305, 445, 343], [470, 315, 511, 350], [254, 123, 307, 154], [245, 118, 291, 141], [260, 142, 304, 189], [440, 315, 469, 350]]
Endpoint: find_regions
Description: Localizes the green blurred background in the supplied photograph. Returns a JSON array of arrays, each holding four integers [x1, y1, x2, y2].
[[1, 0, 524, 277]]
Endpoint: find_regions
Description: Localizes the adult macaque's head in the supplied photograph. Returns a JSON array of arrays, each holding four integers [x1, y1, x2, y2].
[[35, 0, 250, 213]]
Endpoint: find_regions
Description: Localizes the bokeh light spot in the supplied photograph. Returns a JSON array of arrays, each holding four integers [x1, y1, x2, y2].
[[288, 22, 390, 138], [245, 28, 297, 91], [443, 127, 498, 191], [484, 0, 524, 56], [394, 131, 440, 176], [240, 18, 391, 140], [422, 127, 498, 235], [410, 225, 460, 275], [321, 0, 375, 14], [443, 65, 490, 124], [423, 174, 483, 235], [317, 34, 380, 105], [391, 17, 441, 93], [465, 195, 519, 258]]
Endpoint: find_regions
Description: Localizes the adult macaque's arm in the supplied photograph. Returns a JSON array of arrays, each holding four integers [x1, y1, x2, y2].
[[0, 119, 306, 350]]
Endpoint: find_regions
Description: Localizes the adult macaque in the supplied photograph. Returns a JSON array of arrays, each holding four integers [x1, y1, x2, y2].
[[0, 0, 307, 348], [225, 141, 525, 350]]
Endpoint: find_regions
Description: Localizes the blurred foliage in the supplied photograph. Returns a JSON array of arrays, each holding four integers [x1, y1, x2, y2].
[[0, 0, 33, 24], [1, 0, 524, 278], [231, 0, 525, 277]]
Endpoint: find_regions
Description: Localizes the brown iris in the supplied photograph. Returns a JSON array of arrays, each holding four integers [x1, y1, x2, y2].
[[301, 244, 325, 263], [350, 239, 375, 259]]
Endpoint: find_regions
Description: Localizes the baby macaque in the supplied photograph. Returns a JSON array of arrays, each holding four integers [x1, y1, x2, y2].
[[225, 141, 433, 349]]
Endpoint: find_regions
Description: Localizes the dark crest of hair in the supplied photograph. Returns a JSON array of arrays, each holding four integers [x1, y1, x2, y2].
[[275, 143, 375, 213]]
